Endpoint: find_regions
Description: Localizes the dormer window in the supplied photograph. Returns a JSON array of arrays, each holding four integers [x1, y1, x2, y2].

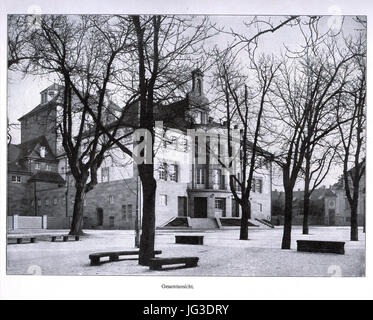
[[40, 147, 46, 158]]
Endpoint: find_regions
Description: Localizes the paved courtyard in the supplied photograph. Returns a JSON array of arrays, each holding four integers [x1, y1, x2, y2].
[[6, 226, 365, 277]]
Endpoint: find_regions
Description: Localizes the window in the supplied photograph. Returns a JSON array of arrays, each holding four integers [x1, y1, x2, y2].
[[122, 205, 127, 220], [215, 198, 225, 209], [251, 178, 256, 192], [45, 199, 50, 206], [160, 194, 167, 206], [169, 164, 178, 182], [101, 167, 110, 183], [127, 204, 133, 220], [37, 199, 41, 207], [109, 216, 115, 228], [46, 164, 51, 171], [53, 198, 58, 205], [258, 203, 263, 212], [183, 138, 188, 152], [109, 195, 114, 204], [35, 163, 40, 170], [40, 147, 46, 158], [213, 169, 221, 185], [196, 168, 206, 184], [256, 179, 263, 193], [11, 175, 21, 183], [30, 200, 34, 207], [158, 163, 167, 181]]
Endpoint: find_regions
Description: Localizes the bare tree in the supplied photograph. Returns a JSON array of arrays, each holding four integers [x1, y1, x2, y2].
[[302, 141, 338, 234], [269, 17, 357, 249], [336, 21, 366, 241], [212, 49, 279, 240], [8, 15, 135, 234]]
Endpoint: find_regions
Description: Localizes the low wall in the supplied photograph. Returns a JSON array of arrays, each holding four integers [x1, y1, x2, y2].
[[17, 216, 43, 229], [47, 217, 71, 229], [7, 216, 13, 230]]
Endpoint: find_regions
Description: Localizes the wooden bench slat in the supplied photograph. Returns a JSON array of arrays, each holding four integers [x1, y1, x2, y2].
[[175, 235, 204, 245], [297, 240, 345, 254], [149, 256, 199, 270], [89, 250, 162, 266]]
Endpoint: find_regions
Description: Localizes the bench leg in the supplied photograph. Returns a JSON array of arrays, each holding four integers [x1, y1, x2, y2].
[[90, 257, 100, 266], [185, 262, 198, 268], [63, 236, 68, 242], [51, 236, 56, 242], [30, 238, 36, 243], [109, 254, 119, 262], [75, 236, 80, 241], [17, 238, 22, 244]]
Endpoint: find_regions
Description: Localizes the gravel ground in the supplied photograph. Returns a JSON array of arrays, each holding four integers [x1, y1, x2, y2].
[[6, 226, 365, 277]]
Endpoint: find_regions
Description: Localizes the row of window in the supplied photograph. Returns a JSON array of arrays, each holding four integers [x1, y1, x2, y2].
[[35, 162, 52, 171], [158, 163, 179, 182]]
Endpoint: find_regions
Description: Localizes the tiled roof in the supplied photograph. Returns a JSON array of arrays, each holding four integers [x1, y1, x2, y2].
[[28, 171, 65, 184], [15, 136, 56, 161]]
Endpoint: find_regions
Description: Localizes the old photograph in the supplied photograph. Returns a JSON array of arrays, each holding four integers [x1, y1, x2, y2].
[[6, 13, 366, 277]]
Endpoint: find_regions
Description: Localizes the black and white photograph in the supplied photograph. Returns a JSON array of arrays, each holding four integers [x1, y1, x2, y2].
[[1, 0, 372, 301]]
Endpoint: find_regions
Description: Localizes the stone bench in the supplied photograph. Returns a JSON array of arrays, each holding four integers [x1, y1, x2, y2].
[[175, 235, 204, 245], [7, 236, 36, 244], [297, 240, 345, 254], [51, 235, 80, 242], [149, 257, 199, 270], [89, 250, 162, 266]]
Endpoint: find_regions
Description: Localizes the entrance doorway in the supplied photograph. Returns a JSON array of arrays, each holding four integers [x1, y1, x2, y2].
[[97, 207, 104, 226], [194, 197, 207, 218], [178, 196, 187, 217]]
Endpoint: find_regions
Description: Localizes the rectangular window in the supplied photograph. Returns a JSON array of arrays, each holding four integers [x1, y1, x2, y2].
[[127, 204, 133, 220], [46, 164, 51, 171], [158, 163, 167, 181], [256, 179, 263, 193], [109, 195, 114, 204], [169, 164, 178, 182], [45, 199, 50, 206], [183, 138, 188, 152], [35, 163, 40, 170], [53, 198, 58, 205], [37, 199, 41, 207], [109, 216, 115, 228], [251, 178, 256, 192], [258, 203, 263, 212], [160, 194, 167, 206], [11, 176, 21, 183], [213, 169, 221, 185], [101, 167, 110, 183], [196, 168, 205, 184], [122, 205, 127, 220], [215, 198, 225, 209]]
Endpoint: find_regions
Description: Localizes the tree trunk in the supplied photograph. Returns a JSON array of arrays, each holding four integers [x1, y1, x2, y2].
[[138, 164, 157, 266], [69, 182, 85, 235], [239, 197, 250, 240], [350, 200, 359, 241], [302, 191, 310, 235], [281, 187, 293, 249]]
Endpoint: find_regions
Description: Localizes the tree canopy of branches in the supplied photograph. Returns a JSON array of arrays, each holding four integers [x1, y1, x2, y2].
[[336, 19, 366, 240], [268, 17, 358, 249]]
